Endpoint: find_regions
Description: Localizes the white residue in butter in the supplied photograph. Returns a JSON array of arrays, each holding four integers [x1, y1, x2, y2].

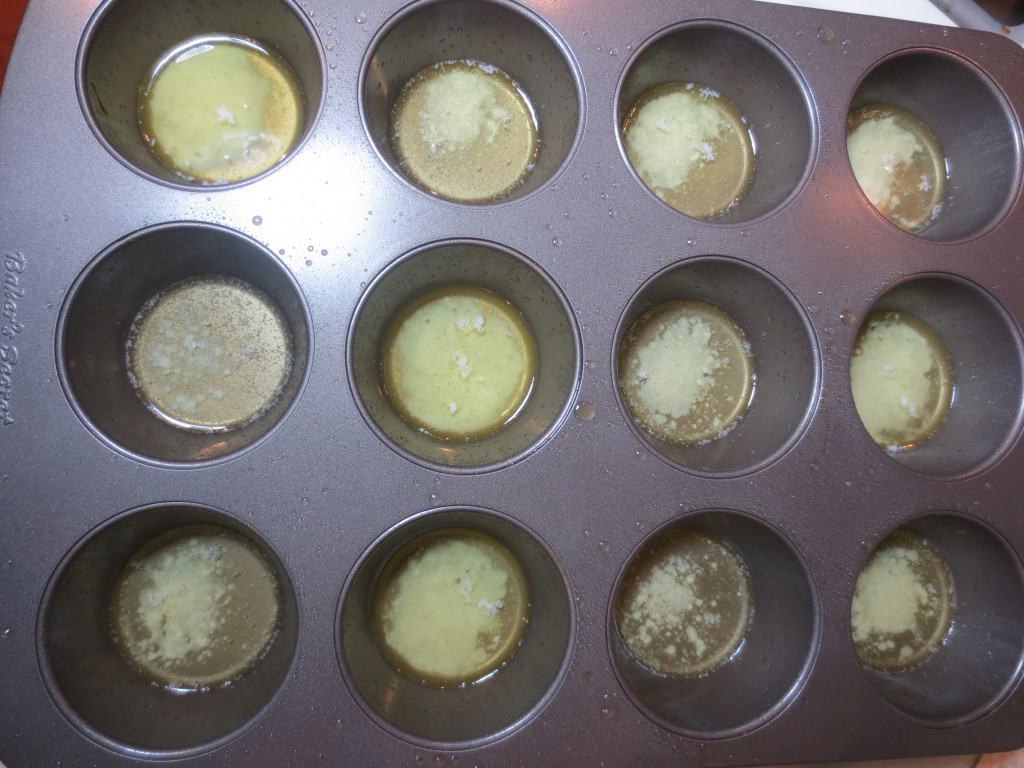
[[417, 68, 512, 153]]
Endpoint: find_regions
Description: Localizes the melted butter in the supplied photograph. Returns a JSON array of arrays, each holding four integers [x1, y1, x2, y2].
[[110, 525, 281, 689], [850, 310, 953, 451], [373, 529, 528, 686], [139, 34, 304, 184], [616, 530, 752, 678], [623, 83, 756, 219], [619, 300, 755, 445], [391, 60, 539, 202], [847, 104, 947, 233], [381, 284, 538, 441], [126, 275, 293, 433], [851, 529, 954, 673]]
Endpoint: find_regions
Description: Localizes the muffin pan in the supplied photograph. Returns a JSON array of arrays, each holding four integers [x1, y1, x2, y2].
[[2, 0, 1024, 765]]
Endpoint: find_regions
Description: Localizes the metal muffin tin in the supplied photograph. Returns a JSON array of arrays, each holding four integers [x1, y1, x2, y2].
[[2, 0, 1024, 764]]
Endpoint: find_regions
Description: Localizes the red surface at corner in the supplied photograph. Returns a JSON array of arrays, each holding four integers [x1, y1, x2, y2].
[[0, 0, 30, 91]]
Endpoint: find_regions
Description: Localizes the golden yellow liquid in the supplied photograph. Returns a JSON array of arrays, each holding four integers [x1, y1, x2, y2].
[[381, 284, 538, 441], [619, 300, 755, 445], [616, 530, 752, 678], [139, 34, 304, 184], [373, 529, 529, 687], [623, 82, 756, 219], [110, 525, 281, 689], [126, 275, 293, 433], [851, 530, 954, 673], [391, 60, 539, 202], [850, 310, 954, 451], [847, 104, 947, 233]]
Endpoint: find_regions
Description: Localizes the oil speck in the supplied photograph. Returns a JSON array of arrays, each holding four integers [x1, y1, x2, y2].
[[840, 310, 856, 326], [252, 215, 263, 226], [817, 26, 835, 42], [355, 12, 367, 23], [574, 401, 596, 421]]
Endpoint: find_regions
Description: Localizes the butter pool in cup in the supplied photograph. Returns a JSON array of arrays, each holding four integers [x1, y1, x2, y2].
[[111, 524, 282, 689], [373, 528, 529, 687], [851, 529, 954, 674], [622, 82, 756, 220], [850, 310, 954, 452], [126, 275, 293, 433], [391, 60, 539, 203], [138, 34, 305, 185], [380, 284, 539, 441], [618, 299, 755, 446], [615, 529, 753, 678], [847, 104, 947, 234]]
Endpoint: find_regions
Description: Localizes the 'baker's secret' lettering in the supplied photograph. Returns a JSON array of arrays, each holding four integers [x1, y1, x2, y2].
[[0, 251, 26, 426]]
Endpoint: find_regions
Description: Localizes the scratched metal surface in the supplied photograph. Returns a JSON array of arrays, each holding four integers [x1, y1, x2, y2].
[[1, 0, 1023, 766]]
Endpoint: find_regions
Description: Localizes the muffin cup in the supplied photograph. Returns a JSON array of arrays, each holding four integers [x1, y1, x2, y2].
[[37, 502, 299, 756], [336, 506, 574, 748], [57, 222, 312, 466]]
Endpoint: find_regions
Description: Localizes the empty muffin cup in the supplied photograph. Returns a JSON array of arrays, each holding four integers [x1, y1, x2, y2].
[[609, 511, 818, 738], [348, 240, 580, 472], [616, 21, 815, 223], [613, 257, 819, 476], [850, 275, 1024, 477], [848, 50, 1020, 240], [361, 0, 583, 203], [337, 507, 574, 747], [38, 503, 298, 756], [58, 222, 312, 465], [77, 0, 324, 188], [852, 514, 1024, 724]]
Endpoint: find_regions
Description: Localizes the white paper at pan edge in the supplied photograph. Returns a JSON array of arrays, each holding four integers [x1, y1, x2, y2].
[[754, 0, 954, 24], [763, 0, 1024, 45]]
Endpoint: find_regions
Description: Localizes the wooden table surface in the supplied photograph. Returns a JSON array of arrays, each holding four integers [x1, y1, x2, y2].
[[0, 1, 1020, 767]]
